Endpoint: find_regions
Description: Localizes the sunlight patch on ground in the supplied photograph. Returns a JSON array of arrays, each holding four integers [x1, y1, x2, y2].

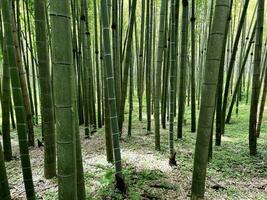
[[122, 149, 172, 173], [83, 154, 111, 170], [83, 149, 172, 173], [221, 136, 237, 142]]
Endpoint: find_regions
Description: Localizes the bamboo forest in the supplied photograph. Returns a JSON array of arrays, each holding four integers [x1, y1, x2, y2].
[[1, 0, 267, 199]]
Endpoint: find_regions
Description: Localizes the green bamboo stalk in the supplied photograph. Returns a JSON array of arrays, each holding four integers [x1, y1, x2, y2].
[[0, 141, 11, 200], [25, 0, 38, 125], [197, 0, 209, 110], [161, 1, 170, 129], [100, 0, 126, 193], [137, 0, 145, 121], [221, 0, 250, 135], [112, 0, 121, 123], [20, 2, 35, 130], [248, 0, 265, 155], [127, 48, 134, 137], [34, 0, 56, 179], [80, 0, 91, 138], [94, 0, 102, 128], [50, 0, 78, 198], [74, 85, 86, 199], [151, 0, 157, 116], [191, 0, 230, 198], [76, 2, 85, 126], [103, 53, 114, 163], [81, 0, 97, 132], [10, 96, 16, 129], [1, 0, 36, 199], [177, 0, 189, 139], [145, 0, 152, 133], [190, 0, 196, 133], [100, 13, 113, 162], [246, 52, 254, 104], [154, 0, 168, 150], [0, 13, 11, 191], [13, 0, 35, 147], [215, 0, 233, 145], [118, 0, 137, 133], [256, 49, 267, 137], [169, 0, 179, 166], [226, 24, 256, 123], [127, 0, 134, 138], [0, 13, 12, 161]]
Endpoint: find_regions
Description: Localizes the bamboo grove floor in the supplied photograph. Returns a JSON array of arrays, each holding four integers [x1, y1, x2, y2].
[[2, 102, 267, 199]]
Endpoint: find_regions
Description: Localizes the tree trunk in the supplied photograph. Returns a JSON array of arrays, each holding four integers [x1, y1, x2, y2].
[[0, 18, 12, 161], [168, 0, 179, 166], [50, 0, 79, 198], [118, 0, 137, 133], [190, 0, 196, 133], [100, 0, 126, 194], [221, 0, 250, 135], [34, 0, 56, 179], [1, 0, 36, 199], [226, 24, 256, 123], [177, 0, 189, 139], [256, 49, 267, 137], [137, 0, 145, 122], [249, 0, 265, 155], [0, 141, 11, 200], [154, 0, 168, 150], [94, 0, 102, 128], [191, 0, 230, 198]]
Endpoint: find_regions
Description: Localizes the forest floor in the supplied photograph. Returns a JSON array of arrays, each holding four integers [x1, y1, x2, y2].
[[2, 101, 267, 200]]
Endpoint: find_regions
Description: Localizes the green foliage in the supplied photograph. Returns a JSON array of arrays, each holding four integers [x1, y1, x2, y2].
[[84, 172, 96, 180], [137, 170, 165, 182], [94, 167, 167, 199]]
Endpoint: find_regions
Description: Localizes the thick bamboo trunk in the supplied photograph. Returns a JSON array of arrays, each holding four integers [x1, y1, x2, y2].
[[249, 0, 265, 155], [34, 0, 56, 179], [191, 0, 230, 198], [1, 0, 36, 199]]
